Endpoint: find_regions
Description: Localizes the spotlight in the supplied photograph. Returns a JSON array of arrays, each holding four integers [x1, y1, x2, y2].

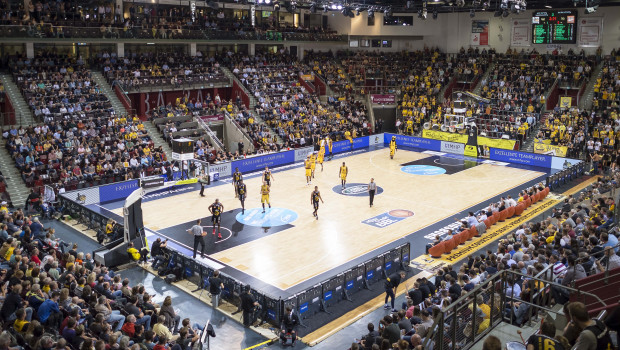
[[323, 5, 328, 12], [273, 0, 280, 10], [585, 5, 598, 13], [432, 9, 438, 19], [470, 9, 475, 17], [368, 8, 374, 18], [418, 9, 423, 18], [264, 0, 271, 4]]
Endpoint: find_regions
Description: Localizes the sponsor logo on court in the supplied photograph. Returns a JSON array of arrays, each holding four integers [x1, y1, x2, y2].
[[235, 207, 298, 227], [332, 183, 384, 197], [362, 210, 414, 228], [401, 165, 447, 176]]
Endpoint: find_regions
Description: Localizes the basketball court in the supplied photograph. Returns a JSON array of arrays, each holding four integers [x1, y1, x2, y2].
[[89, 144, 550, 294]]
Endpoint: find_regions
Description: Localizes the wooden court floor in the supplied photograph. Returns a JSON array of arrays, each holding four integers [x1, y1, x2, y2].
[[113, 149, 545, 290]]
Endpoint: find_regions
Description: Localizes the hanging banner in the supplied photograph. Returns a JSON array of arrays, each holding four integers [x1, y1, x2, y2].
[[511, 19, 531, 47], [422, 130, 516, 150], [533, 139, 568, 157], [371, 94, 396, 104], [578, 17, 602, 47], [471, 20, 489, 46], [560, 96, 572, 108]]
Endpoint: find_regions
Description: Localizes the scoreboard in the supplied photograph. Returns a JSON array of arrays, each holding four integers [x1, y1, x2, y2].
[[531, 10, 577, 44]]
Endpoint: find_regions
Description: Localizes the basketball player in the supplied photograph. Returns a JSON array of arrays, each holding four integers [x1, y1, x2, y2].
[[260, 181, 271, 213], [232, 167, 243, 198], [317, 147, 325, 172], [237, 179, 247, 215], [339, 162, 348, 189], [208, 199, 224, 239], [389, 136, 397, 159], [304, 156, 312, 185], [310, 186, 324, 220], [327, 136, 333, 160], [310, 152, 317, 178], [263, 167, 274, 186]]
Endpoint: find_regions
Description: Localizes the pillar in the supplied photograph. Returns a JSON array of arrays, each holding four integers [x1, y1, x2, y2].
[[116, 42, 124, 58], [26, 43, 34, 58], [249, 43, 255, 56], [190, 43, 197, 57]]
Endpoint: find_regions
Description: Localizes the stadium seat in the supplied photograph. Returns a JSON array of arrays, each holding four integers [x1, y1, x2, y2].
[[499, 209, 508, 222], [484, 218, 492, 229], [532, 193, 539, 203], [514, 203, 525, 216], [469, 225, 478, 239], [506, 206, 515, 217], [492, 212, 500, 224], [429, 242, 445, 258], [447, 238, 458, 252], [459, 230, 469, 244], [544, 187, 550, 195], [525, 198, 532, 207]]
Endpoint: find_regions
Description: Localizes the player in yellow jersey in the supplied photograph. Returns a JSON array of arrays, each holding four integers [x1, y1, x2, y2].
[[317, 147, 325, 172], [304, 156, 312, 185], [310, 152, 317, 178], [260, 181, 271, 213], [339, 162, 348, 189], [389, 136, 397, 159]]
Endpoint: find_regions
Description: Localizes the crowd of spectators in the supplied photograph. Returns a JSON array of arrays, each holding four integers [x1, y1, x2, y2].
[[0, 204, 209, 350], [9, 53, 113, 123], [98, 51, 228, 92], [231, 52, 372, 148], [304, 51, 353, 95], [354, 176, 620, 350]]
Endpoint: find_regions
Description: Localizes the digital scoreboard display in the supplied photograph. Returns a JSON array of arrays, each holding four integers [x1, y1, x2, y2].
[[531, 10, 577, 44]]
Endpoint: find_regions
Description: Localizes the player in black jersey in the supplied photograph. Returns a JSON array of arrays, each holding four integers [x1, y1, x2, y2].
[[263, 167, 274, 186], [208, 199, 224, 239], [232, 167, 243, 198], [237, 179, 247, 215], [310, 186, 324, 220]]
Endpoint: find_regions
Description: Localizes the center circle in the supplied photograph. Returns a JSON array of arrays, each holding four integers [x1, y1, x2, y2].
[[400, 165, 447, 175], [235, 207, 298, 227], [332, 183, 384, 197]]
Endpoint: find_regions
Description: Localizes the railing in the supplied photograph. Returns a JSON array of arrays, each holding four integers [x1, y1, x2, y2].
[[0, 24, 347, 42], [223, 110, 255, 151], [195, 115, 225, 152], [113, 82, 133, 112], [421, 269, 606, 350]]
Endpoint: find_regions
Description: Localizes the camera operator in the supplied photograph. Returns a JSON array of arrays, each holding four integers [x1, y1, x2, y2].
[[280, 306, 299, 346], [240, 285, 259, 328], [150, 238, 168, 269]]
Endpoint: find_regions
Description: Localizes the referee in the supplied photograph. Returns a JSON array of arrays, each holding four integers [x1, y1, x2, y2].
[[368, 178, 377, 207], [187, 219, 206, 259]]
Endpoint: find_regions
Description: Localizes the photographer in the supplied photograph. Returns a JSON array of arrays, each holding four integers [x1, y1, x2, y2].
[[150, 238, 168, 269], [280, 306, 299, 346]]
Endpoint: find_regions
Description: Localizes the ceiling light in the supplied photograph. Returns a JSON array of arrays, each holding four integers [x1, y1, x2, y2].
[[544, 4, 551, 8], [585, 5, 598, 13]]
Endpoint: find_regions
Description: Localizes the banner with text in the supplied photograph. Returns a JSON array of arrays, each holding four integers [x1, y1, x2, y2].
[[199, 114, 224, 122], [533, 141, 568, 157], [294, 146, 315, 162], [422, 130, 516, 150], [371, 95, 396, 104], [384, 133, 442, 151], [489, 148, 552, 168], [231, 151, 295, 175], [99, 180, 140, 203], [511, 19, 531, 47], [440, 141, 465, 155], [578, 17, 603, 48], [332, 136, 370, 154], [471, 20, 489, 46]]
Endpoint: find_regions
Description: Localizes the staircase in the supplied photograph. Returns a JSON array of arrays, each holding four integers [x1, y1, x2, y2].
[[91, 71, 127, 116], [0, 140, 31, 208], [578, 62, 603, 110], [220, 67, 284, 146], [0, 73, 36, 126], [144, 121, 173, 160], [472, 62, 496, 96]]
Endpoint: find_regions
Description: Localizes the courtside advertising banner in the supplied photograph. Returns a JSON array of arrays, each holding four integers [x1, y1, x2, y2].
[[294, 146, 315, 162], [99, 180, 140, 203], [489, 148, 552, 168], [332, 136, 370, 154], [208, 162, 232, 178], [440, 141, 465, 155], [384, 133, 442, 151], [231, 151, 295, 174]]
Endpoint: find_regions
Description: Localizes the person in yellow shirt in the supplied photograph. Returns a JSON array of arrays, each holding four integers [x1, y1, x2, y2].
[[327, 136, 333, 160], [126, 242, 146, 264], [317, 147, 325, 172], [260, 181, 271, 213], [310, 152, 317, 178], [304, 156, 312, 185]]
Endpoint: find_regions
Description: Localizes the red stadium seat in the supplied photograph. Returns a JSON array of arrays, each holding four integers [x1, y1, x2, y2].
[[492, 212, 500, 224], [525, 198, 532, 207], [506, 206, 515, 218], [532, 193, 539, 203], [514, 203, 525, 216], [544, 187, 550, 195], [484, 218, 492, 229], [459, 230, 469, 244], [429, 242, 445, 258], [499, 209, 508, 222], [447, 238, 458, 252], [470, 225, 478, 238]]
